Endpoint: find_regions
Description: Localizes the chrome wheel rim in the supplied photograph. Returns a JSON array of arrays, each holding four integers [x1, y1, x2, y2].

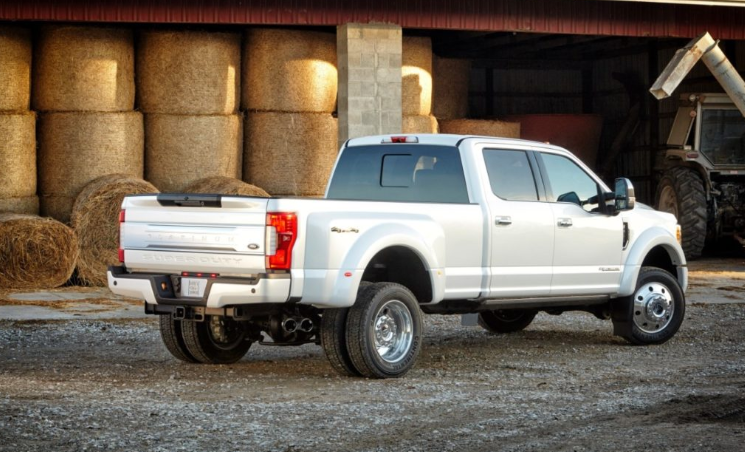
[[658, 186, 679, 218], [633, 282, 675, 334], [373, 300, 413, 364], [208, 316, 245, 350]]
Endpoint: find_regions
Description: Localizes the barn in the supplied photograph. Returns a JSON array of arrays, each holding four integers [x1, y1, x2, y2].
[[1, 0, 744, 286]]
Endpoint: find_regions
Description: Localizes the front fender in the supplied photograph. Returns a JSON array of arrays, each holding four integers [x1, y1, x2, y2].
[[618, 226, 687, 297]]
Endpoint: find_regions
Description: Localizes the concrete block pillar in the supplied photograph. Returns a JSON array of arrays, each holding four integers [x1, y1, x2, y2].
[[337, 23, 402, 147]]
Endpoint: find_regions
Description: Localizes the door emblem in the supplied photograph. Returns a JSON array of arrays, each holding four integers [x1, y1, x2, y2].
[[248, 243, 260, 250]]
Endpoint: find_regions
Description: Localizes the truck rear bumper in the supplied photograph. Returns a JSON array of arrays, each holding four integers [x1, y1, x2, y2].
[[107, 266, 291, 308]]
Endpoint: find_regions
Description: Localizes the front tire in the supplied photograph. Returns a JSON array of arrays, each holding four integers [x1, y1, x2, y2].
[[346, 282, 423, 379], [478, 309, 537, 334], [621, 267, 685, 345], [655, 167, 707, 259], [181, 315, 252, 364]]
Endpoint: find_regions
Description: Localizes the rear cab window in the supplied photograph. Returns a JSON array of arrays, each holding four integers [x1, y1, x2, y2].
[[327, 145, 469, 203]]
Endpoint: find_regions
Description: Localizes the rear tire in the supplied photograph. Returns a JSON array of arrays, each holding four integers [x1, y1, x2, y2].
[[158, 314, 197, 363], [320, 282, 372, 377], [321, 308, 361, 377], [655, 167, 707, 259], [181, 315, 252, 364], [478, 309, 537, 334], [346, 282, 423, 379]]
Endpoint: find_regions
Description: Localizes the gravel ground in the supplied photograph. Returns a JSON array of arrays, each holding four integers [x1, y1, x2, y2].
[[1, 261, 744, 452]]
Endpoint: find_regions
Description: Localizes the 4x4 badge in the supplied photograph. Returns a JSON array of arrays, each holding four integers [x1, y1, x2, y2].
[[331, 227, 359, 233]]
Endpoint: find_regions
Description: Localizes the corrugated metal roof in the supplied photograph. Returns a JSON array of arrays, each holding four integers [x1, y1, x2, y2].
[[2, 0, 745, 39]]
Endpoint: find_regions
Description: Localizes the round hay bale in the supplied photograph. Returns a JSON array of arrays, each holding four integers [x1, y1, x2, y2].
[[0, 214, 79, 289], [33, 26, 134, 112], [184, 177, 269, 197], [402, 115, 438, 134], [439, 119, 520, 138], [433, 56, 471, 120], [0, 112, 36, 198], [402, 36, 433, 116], [242, 29, 337, 113], [137, 30, 241, 114], [244, 112, 338, 196], [38, 111, 144, 221], [0, 27, 31, 111], [145, 114, 243, 192], [71, 174, 158, 286], [0, 196, 39, 215], [39, 195, 76, 224]]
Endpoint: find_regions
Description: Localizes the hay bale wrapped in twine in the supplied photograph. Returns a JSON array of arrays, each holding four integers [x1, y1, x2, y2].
[[0, 196, 39, 215], [402, 36, 433, 116], [145, 114, 243, 192], [0, 112, 36, 199], [439, 119, 520, 138], [0, 27, 32, 111], [0, 214, 79, 289], [38, 111, 144, 223], [71, 174, 158, 286], [33, 26, 134, 112], [244, 112, 338, 196], [242, 29, 337, 113], [184, 176, 269, 198], [402, 115, 439, 134], [433, 56, 471, 120], [137, 30, 241, 114]]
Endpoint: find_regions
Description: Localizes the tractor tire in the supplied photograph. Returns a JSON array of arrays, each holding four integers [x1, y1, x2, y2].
[[655, 167, 707, 259]]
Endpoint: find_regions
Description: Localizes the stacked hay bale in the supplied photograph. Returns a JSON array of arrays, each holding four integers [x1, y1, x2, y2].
[[439, 119, 521, 138], [433, 56, 471, 120], [71, 175, 157, 286], [242, 29, 339, 197], [0, 27, 37, 215], [138, 30, 243, 192], [33, 26, 143, 223], [402, 37, 438, 134]]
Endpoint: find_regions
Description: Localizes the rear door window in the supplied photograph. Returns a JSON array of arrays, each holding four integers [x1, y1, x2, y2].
[[327, 145, 469, 203], [482, 149, 539, 201]]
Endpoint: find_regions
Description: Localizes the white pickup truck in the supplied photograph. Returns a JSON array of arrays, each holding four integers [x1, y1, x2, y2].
[[109, 134, 688, 378]]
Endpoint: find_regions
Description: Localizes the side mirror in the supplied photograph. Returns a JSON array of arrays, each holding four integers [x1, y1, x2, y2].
[[615, 178, 636, 211]]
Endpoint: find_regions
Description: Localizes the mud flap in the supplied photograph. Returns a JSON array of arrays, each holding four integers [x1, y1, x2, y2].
[[610, 296, 634, 338]]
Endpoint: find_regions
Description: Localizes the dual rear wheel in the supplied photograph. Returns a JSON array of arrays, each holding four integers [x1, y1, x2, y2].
[[321, 282, 423, 379], [159, 314, 252, 364]]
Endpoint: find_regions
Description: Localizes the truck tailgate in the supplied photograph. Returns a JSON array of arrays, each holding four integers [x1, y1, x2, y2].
[[120, 195, 269, 276]]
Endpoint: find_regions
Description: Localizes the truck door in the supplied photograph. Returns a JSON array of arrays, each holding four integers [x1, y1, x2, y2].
[[481, 148, 554, 298], [536, 151, 624, 296]]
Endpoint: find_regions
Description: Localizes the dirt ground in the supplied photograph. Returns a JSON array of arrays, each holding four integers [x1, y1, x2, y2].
[[1, 258, 744, 452]]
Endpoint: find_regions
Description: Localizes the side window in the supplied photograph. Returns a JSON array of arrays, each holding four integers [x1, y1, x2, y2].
[[540, 153, 598, 212], [482, 149, 538, 201]]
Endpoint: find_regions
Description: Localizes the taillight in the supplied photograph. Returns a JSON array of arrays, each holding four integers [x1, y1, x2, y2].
[[266, 212, 297, 271], [118, 209, 125, 263]]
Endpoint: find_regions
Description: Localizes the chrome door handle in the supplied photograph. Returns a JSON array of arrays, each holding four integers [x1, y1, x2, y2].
[[495, 216, 512, 225], [557, 218, 573, 227]]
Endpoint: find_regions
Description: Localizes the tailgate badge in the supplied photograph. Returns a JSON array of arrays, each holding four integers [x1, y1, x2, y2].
[[248, 243, 260, 250]]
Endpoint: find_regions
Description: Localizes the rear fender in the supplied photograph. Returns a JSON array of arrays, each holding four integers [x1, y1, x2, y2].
[[305, 221, 445, 308]]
